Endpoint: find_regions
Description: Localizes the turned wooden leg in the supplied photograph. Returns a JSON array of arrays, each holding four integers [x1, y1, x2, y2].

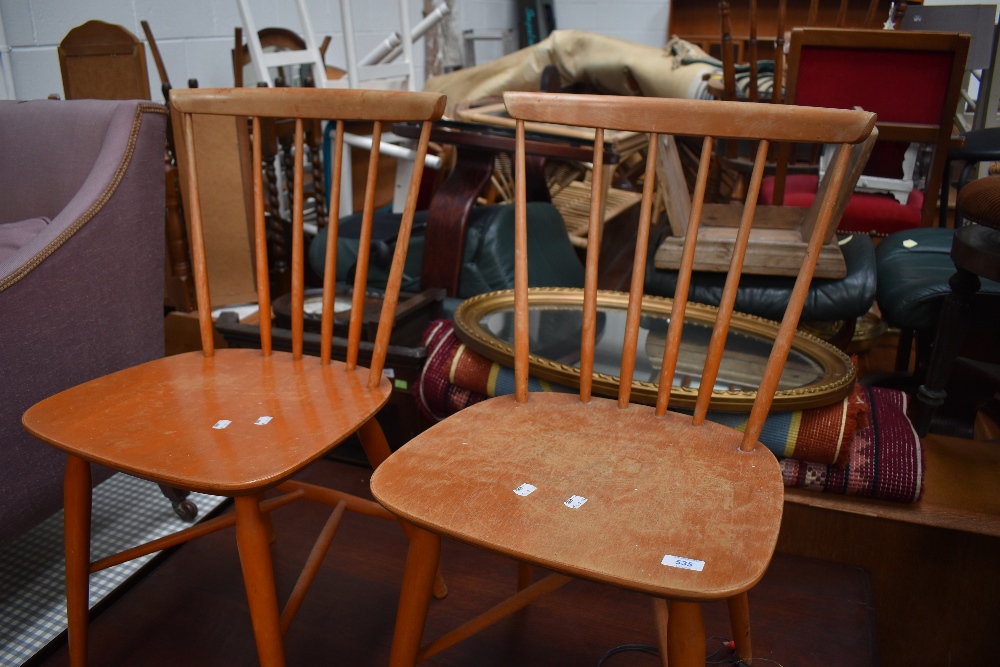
[[360, 419, 447, 599], [235, 495, 286, 667], [727, 592, 752, 664], [65, 456, 92, 667], [389, 528, 441, 667], [517, 562, 534, 591], [652, 598, 670, 667], [667, 601, 705, 667]]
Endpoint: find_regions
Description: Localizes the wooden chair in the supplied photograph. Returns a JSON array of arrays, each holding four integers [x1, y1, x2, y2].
[[370, 92, 875, 666], [58, 20, 150, 101], [22, 86, 445, 667], [766, 28, 970, 235]]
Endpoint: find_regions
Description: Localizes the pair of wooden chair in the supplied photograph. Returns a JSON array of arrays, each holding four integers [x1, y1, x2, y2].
[[23, 86, 874, 665]]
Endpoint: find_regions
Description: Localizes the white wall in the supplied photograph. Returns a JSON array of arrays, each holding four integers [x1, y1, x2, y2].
[[0, 0, 674, 101]]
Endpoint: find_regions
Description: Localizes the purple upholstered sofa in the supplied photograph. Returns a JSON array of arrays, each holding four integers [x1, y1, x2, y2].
[[0, 99, 167, 548]]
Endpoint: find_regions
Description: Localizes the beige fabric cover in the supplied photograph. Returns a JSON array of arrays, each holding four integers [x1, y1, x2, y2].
[[424, 30, 717, 115]]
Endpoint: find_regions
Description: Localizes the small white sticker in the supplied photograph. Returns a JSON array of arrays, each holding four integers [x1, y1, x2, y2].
[[513, 483, 537, 496], [254, 416, 273, 425], [564, 495, 587, 509], [661, 554, 705, 572], [382, 368, 395, 379], [902, 239, 918, 249], [213, 420, 231, 429]]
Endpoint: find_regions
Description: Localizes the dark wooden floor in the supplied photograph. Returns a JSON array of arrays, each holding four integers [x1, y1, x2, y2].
[[35, 459, 876, 667]]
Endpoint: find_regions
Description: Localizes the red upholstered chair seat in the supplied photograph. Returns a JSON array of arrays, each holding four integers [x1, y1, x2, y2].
[[761, 174, 924, 236]]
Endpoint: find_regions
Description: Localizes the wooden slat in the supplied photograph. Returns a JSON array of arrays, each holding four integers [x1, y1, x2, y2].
[[291, 118, 305, 361], [656, 136, 713, 417], [251, 116, 272, 356], [617, 132, 659, 408], [503, 92, 875, 145], [748, 0, 759, 104], [579, 127, 605, 403], [514, 120, 530, 403], [693, 140, 770, 425], [171, 87, 446, 122], [179, 112, 215, 357], [346, 122, 382, 371], [320, 120, 345, 365]]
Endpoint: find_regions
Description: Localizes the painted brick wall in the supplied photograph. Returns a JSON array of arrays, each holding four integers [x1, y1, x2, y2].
[[0, 0, 675, 101]]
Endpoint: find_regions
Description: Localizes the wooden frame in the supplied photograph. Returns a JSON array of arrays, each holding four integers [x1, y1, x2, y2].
[[58, 20, 150, 101]]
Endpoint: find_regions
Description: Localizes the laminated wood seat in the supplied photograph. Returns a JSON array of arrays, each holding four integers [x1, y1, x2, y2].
[[371, 92, 876, 666], [22, 86, 445, 667]]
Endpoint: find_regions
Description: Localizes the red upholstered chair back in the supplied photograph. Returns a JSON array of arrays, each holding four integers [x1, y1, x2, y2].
[[773, 28, 969, 228]]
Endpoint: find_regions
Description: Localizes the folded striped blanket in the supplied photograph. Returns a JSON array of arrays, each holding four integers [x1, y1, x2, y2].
[[415, 321, 924, 503]]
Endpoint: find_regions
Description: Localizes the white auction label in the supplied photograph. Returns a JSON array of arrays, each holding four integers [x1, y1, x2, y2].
[[564, 495, 587, 509], [661, 554, 705, 572], [213, 420, 231, 429], [513, 483, 537, 496], [254, 416, 273, 425]]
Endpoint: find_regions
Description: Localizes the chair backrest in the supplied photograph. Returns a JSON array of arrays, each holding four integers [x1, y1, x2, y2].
[[170, 87, 444, 386], [717, 0, 904, 104], [235, 0, 416, 92], [504, 91, 874, 449], [58, 20, 151, 101], [773, 27, 970, 227]]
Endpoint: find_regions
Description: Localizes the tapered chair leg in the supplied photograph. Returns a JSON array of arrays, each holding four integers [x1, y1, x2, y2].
[[652, 597, 670, 667], [667, 601, 705, 667], [64, 455, 92, 667], [389, 527, 441, 667], [235, 495, 286, 667], [359, 419, 448, 599], [727, 592, 753, 664]]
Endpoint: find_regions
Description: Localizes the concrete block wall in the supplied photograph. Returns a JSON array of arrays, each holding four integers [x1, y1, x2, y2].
[[0, 0, 672, 101]]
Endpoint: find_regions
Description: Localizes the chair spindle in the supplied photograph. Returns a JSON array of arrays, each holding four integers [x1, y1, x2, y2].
[[346, 121, 383, 372], [320, 120, 345, 365], [836, 0, 850, 27], [739, 143, 852, 450], [252, 116, 273, 357], [367, 120, 434, 388], [863, 0, 880, 29], [748, 0, 759, 104], [617, 132, 659, 408], [514, 119, 530, 403], [773, 0, 786, 106], [291, 117, 306, 361], [656, 136, 714, 417], [579, 127, 606, 403], [693, 139, 769, 425], [181, 112, 216, 358]]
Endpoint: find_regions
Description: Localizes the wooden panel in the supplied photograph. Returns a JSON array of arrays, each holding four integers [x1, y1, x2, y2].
[[171, 112, 258, 308]]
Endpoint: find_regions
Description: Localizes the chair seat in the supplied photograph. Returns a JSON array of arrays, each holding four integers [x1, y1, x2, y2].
[[22, 348, 391, 495], [371, 392, 784, 599]]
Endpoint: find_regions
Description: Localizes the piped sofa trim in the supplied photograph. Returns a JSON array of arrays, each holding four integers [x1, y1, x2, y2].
[[0, 103, 168, 294]]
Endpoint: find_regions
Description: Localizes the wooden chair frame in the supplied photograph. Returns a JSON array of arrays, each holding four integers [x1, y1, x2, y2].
[[772, 27, 971, 229], [23, 86, 445, 667], [371, 93, 875, 667]]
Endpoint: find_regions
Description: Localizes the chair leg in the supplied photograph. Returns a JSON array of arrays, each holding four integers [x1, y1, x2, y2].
[[912, 268, 980, 437], [64, 455, 92, 667], [235, 495, 286, 667], [389, 527, 441, 667], [727, 592, 753, 664], [651, 597, 670, 667], [667, 601, 705, 667], [359, 419, 447, 599]]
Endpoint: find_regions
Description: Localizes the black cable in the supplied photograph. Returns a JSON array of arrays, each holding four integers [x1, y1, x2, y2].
[[595, 643, 659, 666]]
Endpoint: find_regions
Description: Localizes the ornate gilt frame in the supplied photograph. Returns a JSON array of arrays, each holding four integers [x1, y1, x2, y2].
[[453, 288, 856, 412]]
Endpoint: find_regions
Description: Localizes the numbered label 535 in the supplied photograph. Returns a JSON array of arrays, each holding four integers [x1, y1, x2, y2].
[[661, 554, 705, 572]]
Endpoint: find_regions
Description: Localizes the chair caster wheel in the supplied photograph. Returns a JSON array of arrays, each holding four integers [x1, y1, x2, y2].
[[172, 499, 198, 521]]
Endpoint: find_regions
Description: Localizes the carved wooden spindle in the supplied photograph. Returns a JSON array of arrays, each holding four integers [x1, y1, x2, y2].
[[309, 120, 327, 230]]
